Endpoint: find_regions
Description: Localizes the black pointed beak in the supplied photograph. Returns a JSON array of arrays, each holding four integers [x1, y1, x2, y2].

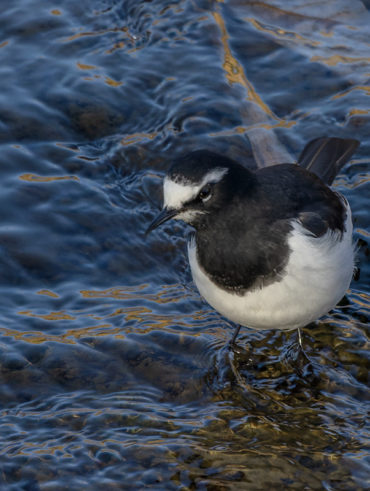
[[146, 207, 179, 236]]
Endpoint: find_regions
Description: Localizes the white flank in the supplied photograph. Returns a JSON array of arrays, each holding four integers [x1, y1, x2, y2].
[[163, 167, 228, 212], [188, 201, 354, 330]]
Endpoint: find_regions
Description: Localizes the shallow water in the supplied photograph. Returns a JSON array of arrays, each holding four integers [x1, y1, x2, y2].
[[0, 0, 369, 489]]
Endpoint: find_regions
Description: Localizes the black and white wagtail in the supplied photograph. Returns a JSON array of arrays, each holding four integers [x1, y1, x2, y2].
[[146, 137, 359, 344]]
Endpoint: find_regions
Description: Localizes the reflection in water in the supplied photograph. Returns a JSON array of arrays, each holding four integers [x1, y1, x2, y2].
[[311, 55, 370, 66], [0, 0, 368, 489], [213, 11, 280, 120]]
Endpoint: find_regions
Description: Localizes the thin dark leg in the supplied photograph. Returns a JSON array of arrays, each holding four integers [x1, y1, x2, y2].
[[297, 327, 303, 348], [295, 327, 312, 368], [230, 325, 241, 345]]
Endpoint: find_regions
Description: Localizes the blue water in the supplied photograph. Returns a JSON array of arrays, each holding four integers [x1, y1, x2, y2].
[[0, 1, 369, 489]]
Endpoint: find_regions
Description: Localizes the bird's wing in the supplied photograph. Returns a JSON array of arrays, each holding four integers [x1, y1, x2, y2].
[[297, 211, 329, 237]]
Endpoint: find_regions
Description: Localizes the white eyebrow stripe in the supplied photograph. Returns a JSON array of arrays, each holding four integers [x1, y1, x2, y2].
[[163, 167, 228, 210], [201, 167, 229, 186]]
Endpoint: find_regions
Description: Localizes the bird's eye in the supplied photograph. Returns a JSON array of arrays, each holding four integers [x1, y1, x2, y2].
[[198, 183, 212, 202]]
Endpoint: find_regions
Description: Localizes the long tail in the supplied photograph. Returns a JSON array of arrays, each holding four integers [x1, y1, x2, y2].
[[298, 137, 359, 185]]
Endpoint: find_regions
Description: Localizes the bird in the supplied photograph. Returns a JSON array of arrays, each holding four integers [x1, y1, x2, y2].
[[146, 137, 359, 345]]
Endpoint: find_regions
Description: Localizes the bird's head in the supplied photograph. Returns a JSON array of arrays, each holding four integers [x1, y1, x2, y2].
[[146, 150, 253, 234]]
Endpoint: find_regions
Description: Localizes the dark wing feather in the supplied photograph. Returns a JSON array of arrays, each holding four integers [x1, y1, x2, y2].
[[298, 137, 359, 185], [298, 211, 329, 237]]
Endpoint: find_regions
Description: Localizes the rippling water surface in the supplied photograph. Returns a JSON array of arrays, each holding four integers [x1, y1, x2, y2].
[[0, 1, 369, 489]]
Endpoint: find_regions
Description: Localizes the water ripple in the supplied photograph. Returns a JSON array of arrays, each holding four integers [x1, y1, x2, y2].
[[0, 0, 368, 489]]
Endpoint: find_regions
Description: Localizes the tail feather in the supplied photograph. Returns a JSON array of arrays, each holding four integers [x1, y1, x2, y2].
[[298, 137, 359, 185]]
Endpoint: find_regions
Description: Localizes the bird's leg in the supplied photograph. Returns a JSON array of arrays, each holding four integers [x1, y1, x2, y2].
[[295, 327, 312, 369], [297, 327, 303, 348], [230, 324, 241, 345]]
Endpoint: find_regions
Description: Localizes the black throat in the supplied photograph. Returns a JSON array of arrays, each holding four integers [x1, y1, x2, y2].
[[193, 168, 292, 294]]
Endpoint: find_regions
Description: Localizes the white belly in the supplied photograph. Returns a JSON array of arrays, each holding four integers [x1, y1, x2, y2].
[[188, 212, 354, 331]]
